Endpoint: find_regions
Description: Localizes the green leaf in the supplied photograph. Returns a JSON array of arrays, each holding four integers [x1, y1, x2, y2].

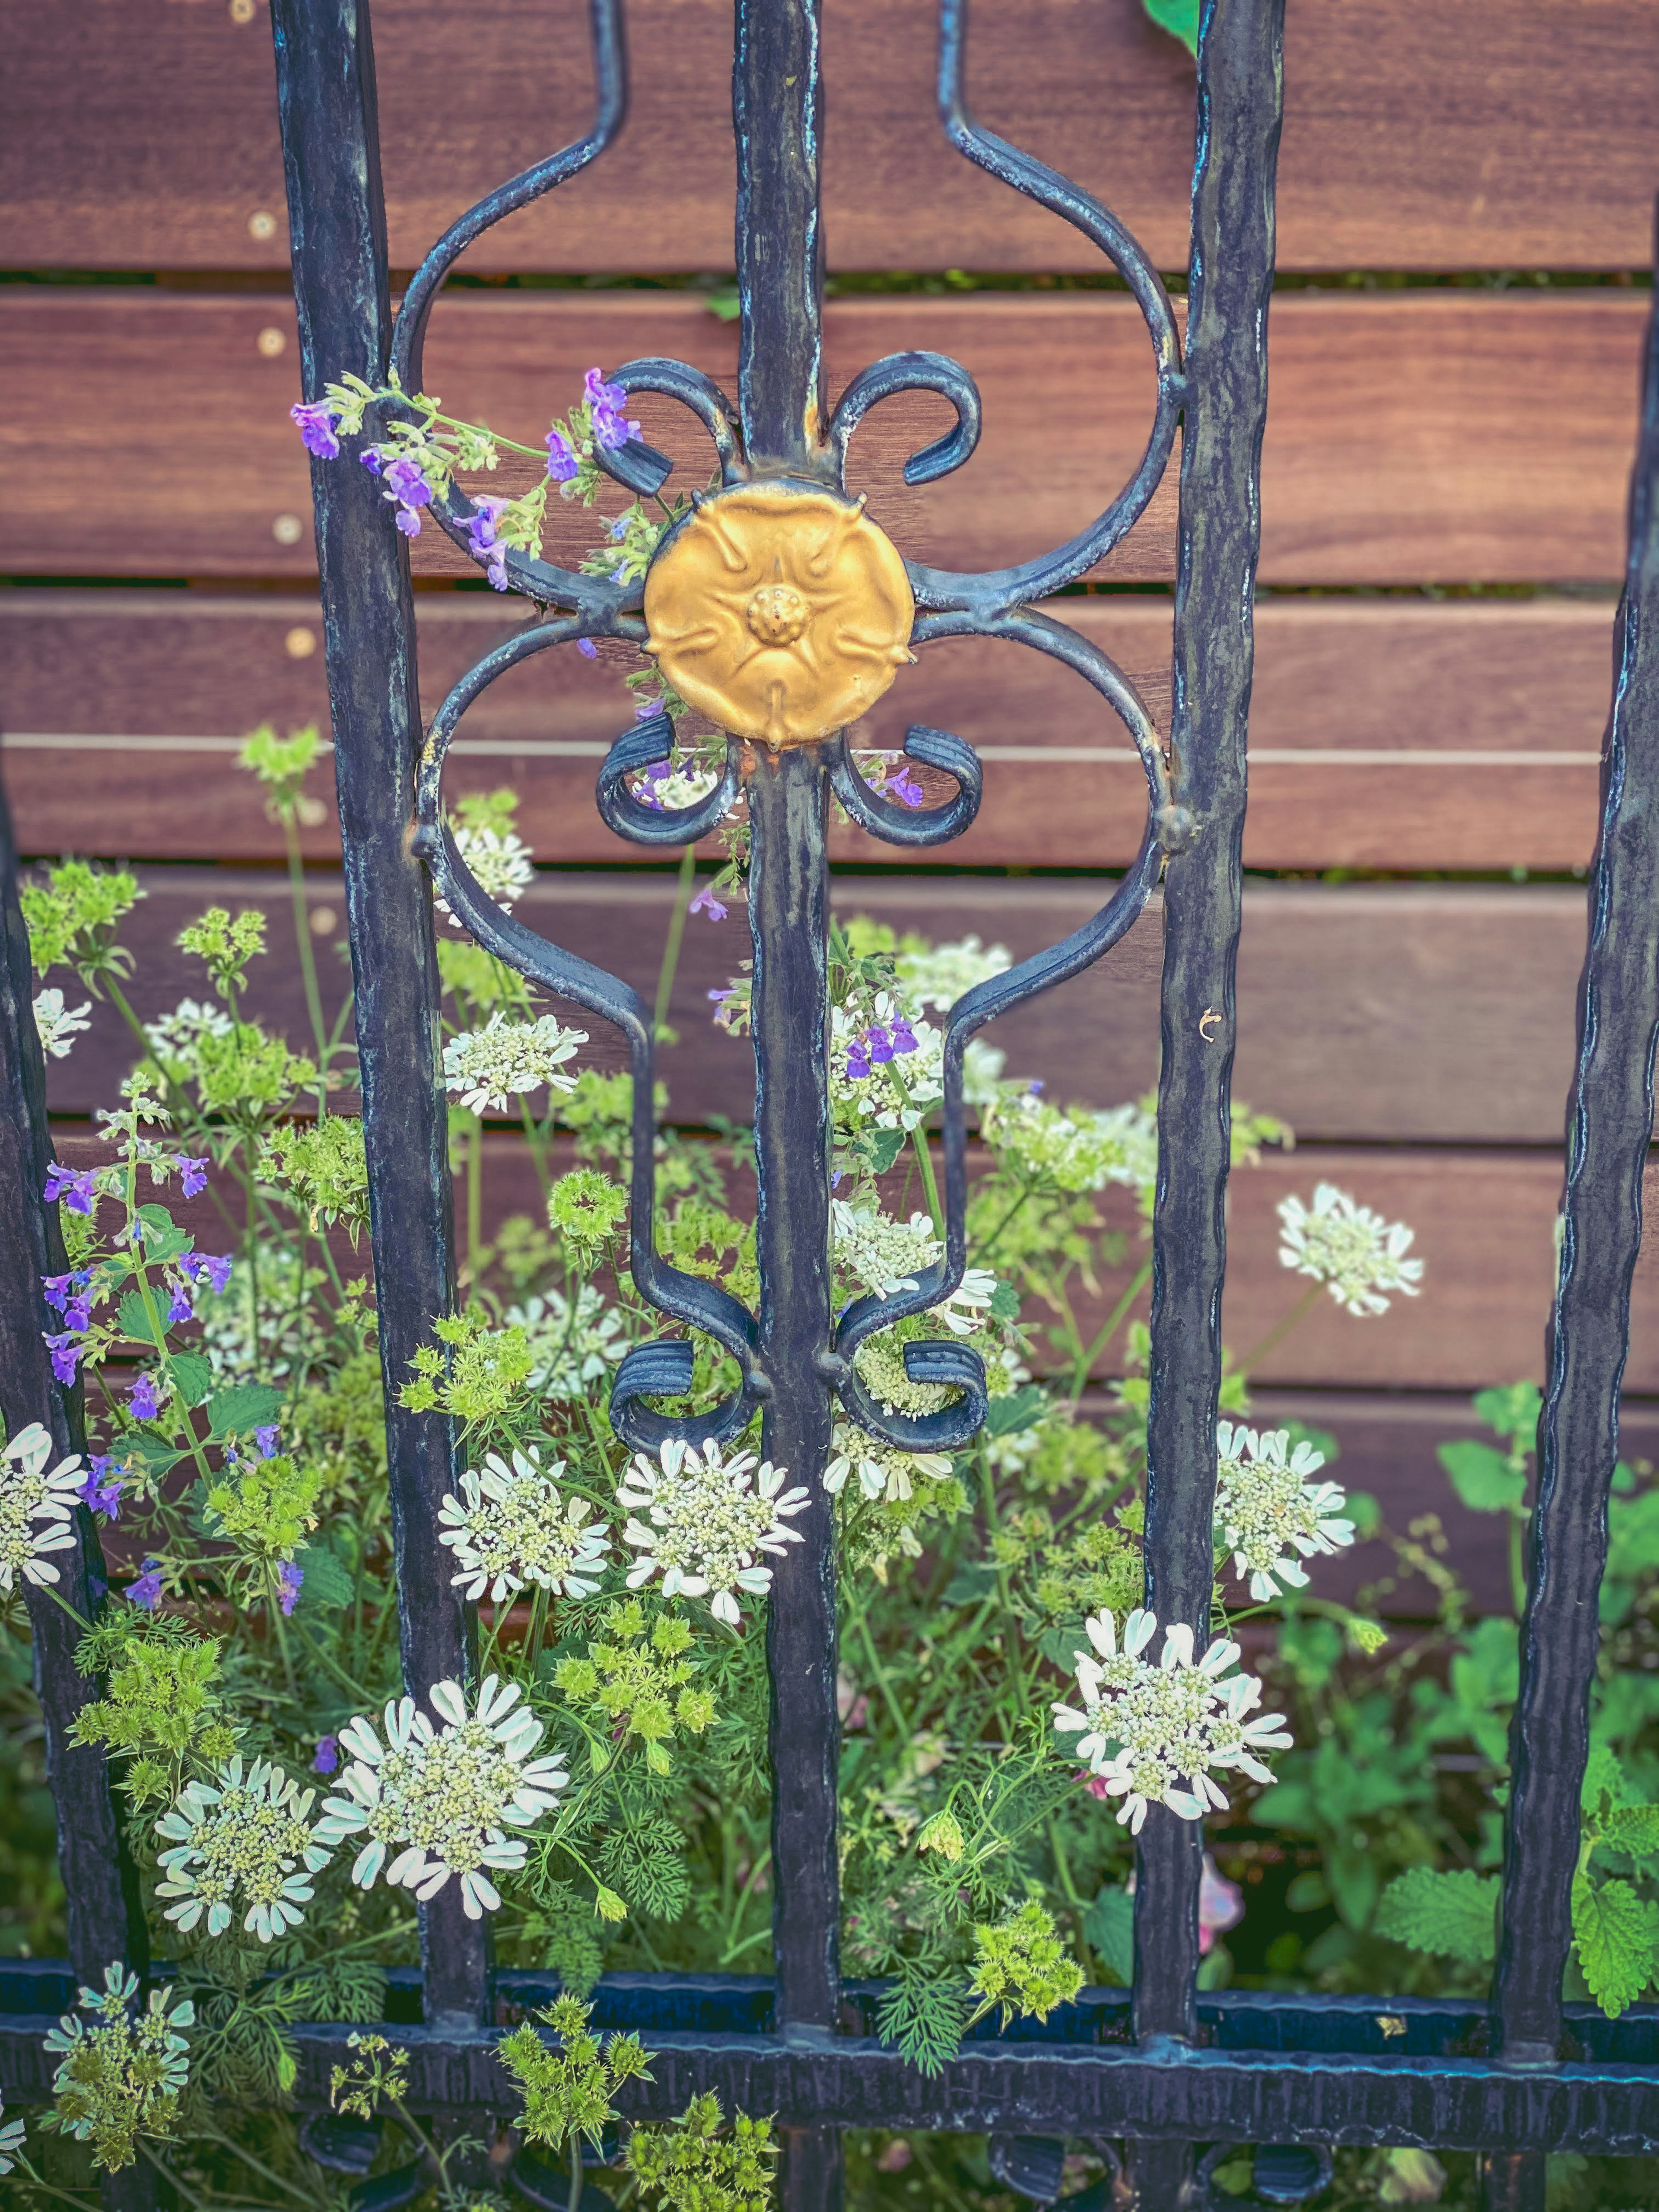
[[1583, 1742, 1633, 1814], [1471, 1381, 1541, 1448], [1374, 1868, 1498, 1965], [134, 1204, 191, 1265], [1141, 0, 1198, 56], [983, 1384, 1046, 1440], [1437, 1439, 1526, 1515], [206, 1383, 284, 1439], [861, 1126, 907, 1175], [988, 1279, 1021, 1323], [1598, 1804, 1659, 1865], [1571, 1872, 1659, 2018], [118, 1290, 165, 1348], [291, 1542, 355, 1615], [168, 1352, 214, 1410], [942, 1560, 1001, 1608], [1083, 1887, 1135, 1986]]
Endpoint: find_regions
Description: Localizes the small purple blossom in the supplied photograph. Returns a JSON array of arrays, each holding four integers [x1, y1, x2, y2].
[[546, 426, 579, 483], [79, 1459, 125, 1521], [889, 765, 925, 808], [466, 496, 511, 592], [889, 1018, 918, 1055], [584, 367, 640, 452], [866, 1025, 894, 1065], [127, 1373, 163, 1423], [635, 698, 661, 722], [44, 1164, 98, 1217], [689, 884, 728, 923], [291, 400, 341, 459], [1027, 1079, 1045, 1096], [359, 447, 385, 476], [312, 1734, 340, 1776], [383, 453, 433, 506], [43, 1332, 83, 1385], [277, 1562, 304, 1616], [166, 1284, 194, 1327], [394, 505, 422, 539], [130, 1559, 165, 1610], [845, 1042, 872, 1082], [189, 1252, 233, 1295], [255, 1425, 281, 1459], [41, 1272, 72, 1312], [577, 637, 598, 659], [178, 1154, 208, 1196], [610, 564, 629, 585], [609, 515, 630, 542], [708, 988, 734, 1006]]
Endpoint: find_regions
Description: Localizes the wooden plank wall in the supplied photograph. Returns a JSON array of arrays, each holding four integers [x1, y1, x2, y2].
[[4, 0, 1656, 1608]]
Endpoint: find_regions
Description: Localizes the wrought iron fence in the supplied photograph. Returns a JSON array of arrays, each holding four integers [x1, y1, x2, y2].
[[4, 0, 1659, 2207]]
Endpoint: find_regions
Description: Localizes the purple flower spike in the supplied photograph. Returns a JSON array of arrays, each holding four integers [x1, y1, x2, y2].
[[577, 637, 598, 659], [291, 400, 340, 460], [277, 1562, 304, 1616], [890, 766, 925, 808], [689, 884, 728, 923], [546, 426, 579, 483], [890, 1019, 918, 1055], [867, 1025, 895, 1065], [177, 1155, 208, 1197], [255, 1425, 281, 1459], [79, 1460, 124, 1522], [44, 1332, 83, 1385], [584, 369, 640, 449], [312, 1734, 340, 1776], [166, 1284, 194, 1327], [130, 1559, 164, 1610], [127, 1373, 162, 1423], [44, 1164, 98, 1217]]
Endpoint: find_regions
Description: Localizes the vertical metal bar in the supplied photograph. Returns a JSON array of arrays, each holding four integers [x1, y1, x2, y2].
[[268, 0, 483, 2028], [0, 777, 157, 2212], [1490, 214, 1659, 2130], [1134, 0, 1283, 2197], [734, 0, 826, 466]]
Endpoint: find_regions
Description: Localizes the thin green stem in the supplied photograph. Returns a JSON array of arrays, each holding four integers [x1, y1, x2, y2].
[[468, 1115, 485, 1287], [854, 1608, 909, 1739], [1068, 1257, 1154, 1399], [37, 1583, 92, 1633], [13, 2153, 100, 2211], [654, 844, 699, 1040], [1233, 1280, 1323, 1382], [908, 1127, 943, 1240], [282, 811, 331, 1120]]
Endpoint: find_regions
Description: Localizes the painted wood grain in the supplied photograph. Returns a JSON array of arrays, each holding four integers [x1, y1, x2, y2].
[[6, 0, 1657, 273], [1, 292, 1644, 586]]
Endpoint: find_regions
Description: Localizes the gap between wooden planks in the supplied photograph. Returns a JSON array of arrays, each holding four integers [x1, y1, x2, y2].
[[5, 0, 1657, 272], [0, 593, 1618, 873], [0, 290, 1645, 586]]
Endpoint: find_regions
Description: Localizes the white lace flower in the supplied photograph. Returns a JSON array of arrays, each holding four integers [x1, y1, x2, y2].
[[44, 1966, 194, 2132], [141, 996, 233, 1063], [1277, 1183, 1424, 1317], [0, 1422, 84, 1592], [33, 987, 92, 1061], [1214, 1421, 1355, 1602], [823, 1420, 953, 1504], [893, 933, 1011, 1012], [442, 1011, 587, 1115], [0, 2093, 24, 2173], [833, 1199, 938, 1300], [154, 1755, 332, 1942], [506, 1289, 627, 1399], [617, 1437, 810, 1626], [441, 822, 535, 922], [315, 1674, 566, 1920], [1052, 1607, 1292, 1834], [439, 1444, 610, 1604], [982, 1093, 1157, 1197]]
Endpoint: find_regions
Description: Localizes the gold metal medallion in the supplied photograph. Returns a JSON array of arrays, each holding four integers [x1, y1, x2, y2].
[[642, 481, 915, 749]]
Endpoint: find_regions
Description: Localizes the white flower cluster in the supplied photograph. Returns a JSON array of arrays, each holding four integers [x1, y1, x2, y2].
[[441, 822, 535, 922], [0, 1423, 84, 1593], [893, 933, 1011, 1012], [442, 1011, 587, 1115], [142, 997, 233, 1064], [823, 1421, 953, 1505], [154, 1755, 332, 1943], [33, 987, 92, 1061], [830, 1198, 998, 1332], [982, 1093, 1157, 1197], [1052, 1608, 1292, 1834], [506, 1288, 627, 1399], [1214, 1421, 1355, 1602], [1277, 1183, 1424, 1316], [315, 1675, 566, 1920], [439, 1444, 610, 1604], [44, 1966, 194, 2123], [830, 998, 1005, 1133], [618, 1437, 809, 1626]]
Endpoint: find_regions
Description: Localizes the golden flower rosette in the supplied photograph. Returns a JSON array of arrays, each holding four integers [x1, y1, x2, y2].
[[642, 482, 915, 749]]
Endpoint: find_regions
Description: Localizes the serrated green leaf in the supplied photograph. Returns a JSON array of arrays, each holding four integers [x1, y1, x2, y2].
[[291, 1542, 355, 1614], [1141, 0, 1198, 57], [168, 1352, 213, 1409], [1374, 1868, 1498, 1965], [983, 1384, 1046, 1439], [1471, 1381, 1541, 1448], [1571, 1872, 1659, 2018], [1599, 1804, 1659, 1864], [988, 1278, 1021, 1323], [1083, 1886, 1135, 1986], [118, 1290, 165, 1348], [1437, 1439, 1527, 1515], [1583, 1742, 1633, 1814], [206, 1383, 284, 1439], [134, 1204, 191, 1264]]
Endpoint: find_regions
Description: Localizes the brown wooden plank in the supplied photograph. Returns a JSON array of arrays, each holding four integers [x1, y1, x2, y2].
[[34, 867, 1590, 1146], [0, 592, 1616, 871], [1, 292, 1645, 586], [6, 0, 1658, 273]]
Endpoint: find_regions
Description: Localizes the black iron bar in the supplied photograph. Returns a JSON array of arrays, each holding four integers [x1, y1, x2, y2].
[[269, 0, 484, 2028], [1486, 210, 1659, 2212], [734, 0, 826, 470], [1135, 0, 1284, 2200], [0, 781, 157, 2212]]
